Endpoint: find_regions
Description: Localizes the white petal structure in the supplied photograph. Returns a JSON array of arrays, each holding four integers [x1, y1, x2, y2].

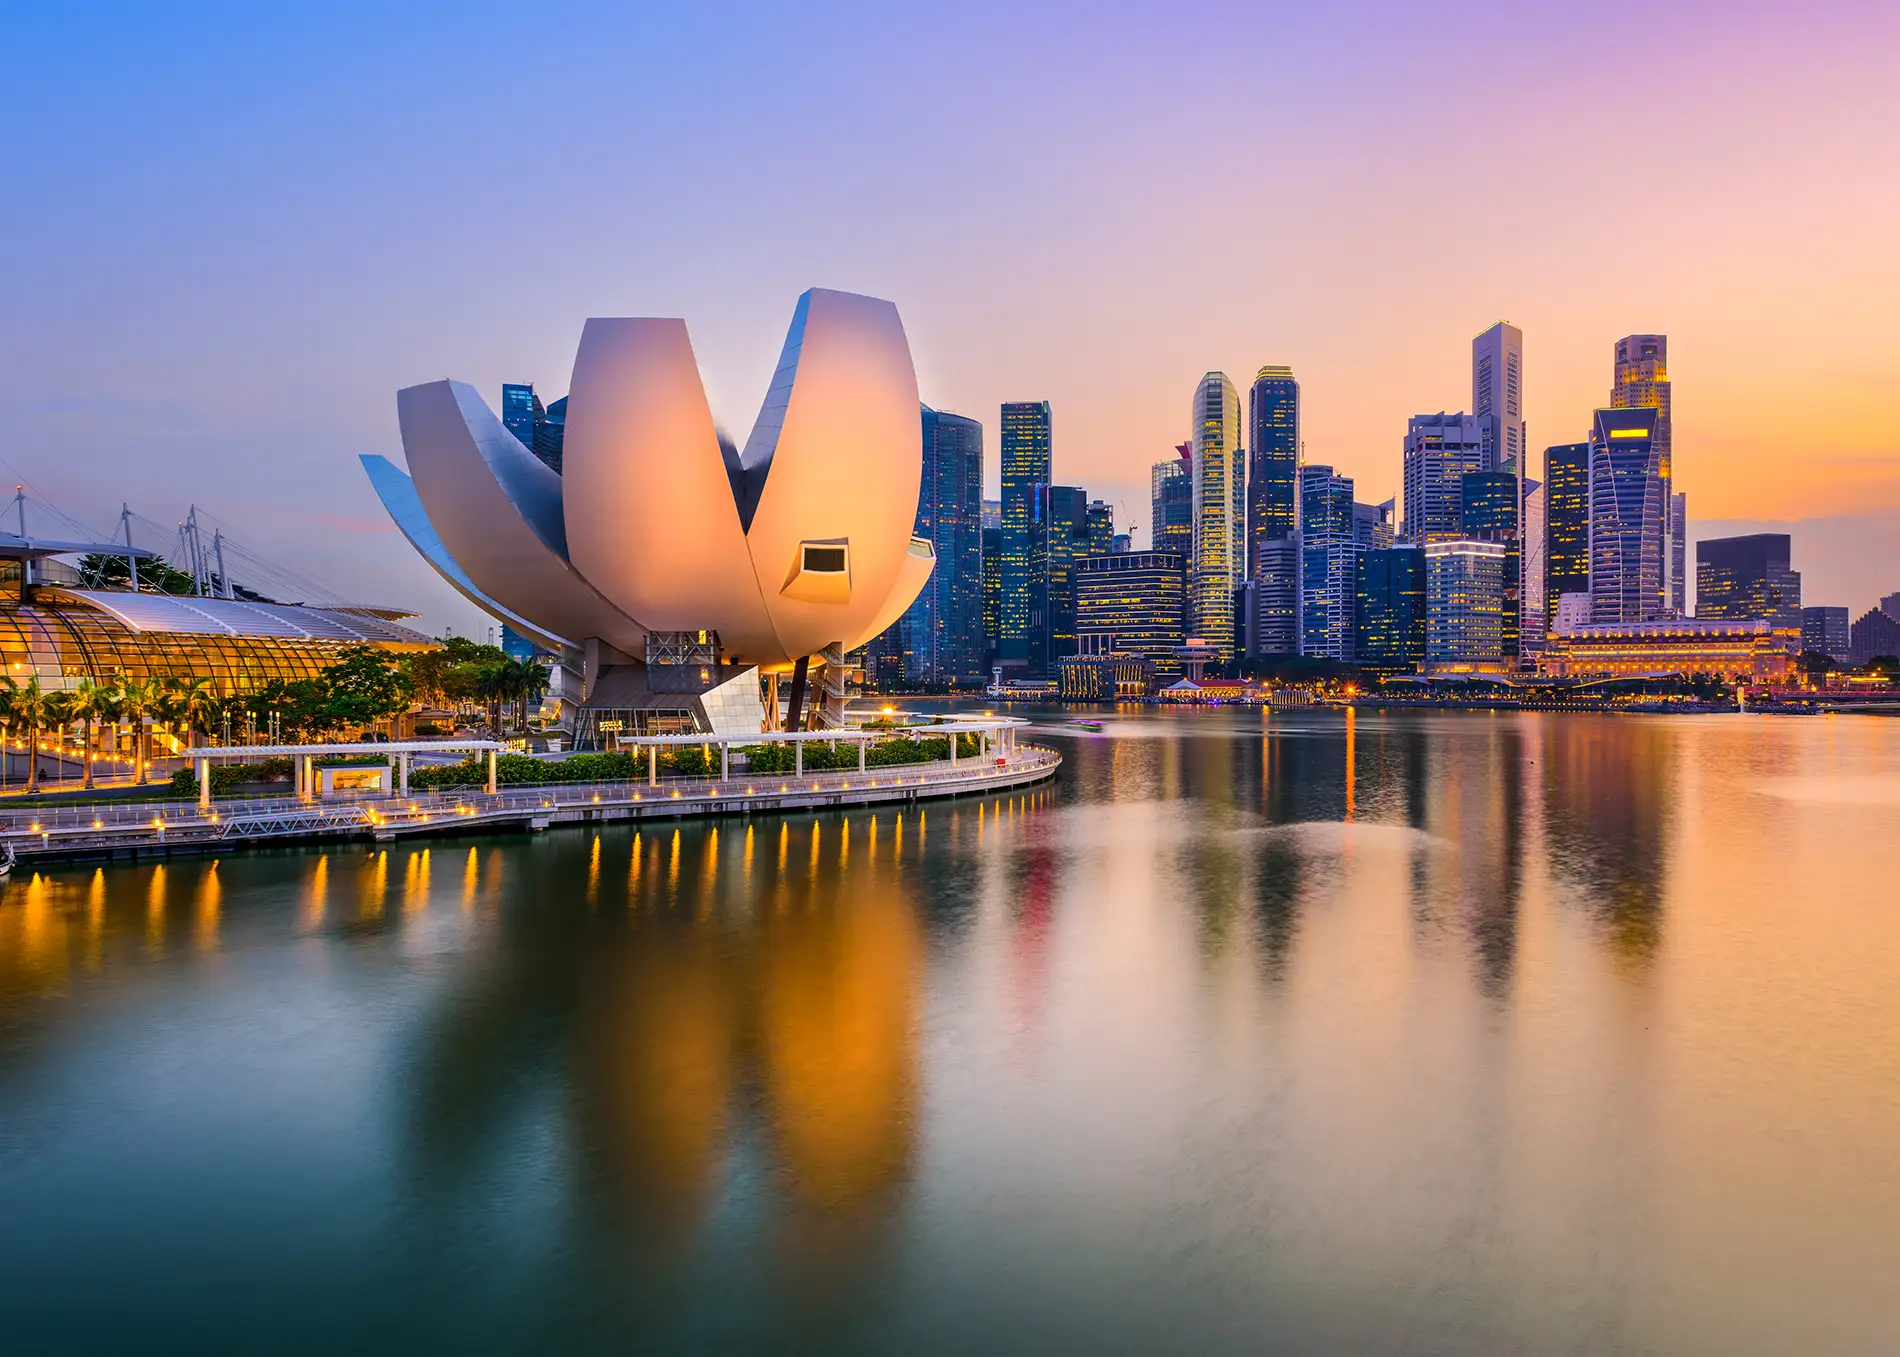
[[371, 288, 933, 673], [737, 289, 927, 661], [395, 380, 649, 654], [560, 316, 781, 662]]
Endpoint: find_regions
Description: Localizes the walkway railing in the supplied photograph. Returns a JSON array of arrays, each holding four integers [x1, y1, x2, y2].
[[0, 743, 1059, 857]]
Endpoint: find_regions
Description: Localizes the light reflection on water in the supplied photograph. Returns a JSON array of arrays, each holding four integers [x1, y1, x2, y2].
[[1, 709, 1899, 1354]]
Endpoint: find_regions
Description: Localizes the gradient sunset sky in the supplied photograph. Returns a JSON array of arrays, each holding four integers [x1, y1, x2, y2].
[[3, 1, 1896, 633]]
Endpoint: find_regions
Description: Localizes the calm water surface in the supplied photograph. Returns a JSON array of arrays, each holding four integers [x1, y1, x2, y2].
[[3, 708, 1899, 1354]]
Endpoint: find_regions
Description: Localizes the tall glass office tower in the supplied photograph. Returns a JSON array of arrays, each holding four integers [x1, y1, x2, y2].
[[1696, 533, 1801, 630], [1151, 449, 1192, 558], [1543, 442, 1591, 628], [1402, 413, 1486, 544], [1611, 335, 1678, 613], [1190, 374, 1243, 659], [1587, 407, 1666, 624], [1473, 322, 1526, 474], [1041, 486, 1090, 668], [501, 383, 539, 449], [1000, 401, 1052, 674], [1246, 366, 1299, 578], [1298, 465, 1356, 661], [893, 406, 984, 686]]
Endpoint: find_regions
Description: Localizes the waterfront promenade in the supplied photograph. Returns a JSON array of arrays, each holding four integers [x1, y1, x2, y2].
[[0, 734, 1059, 865]]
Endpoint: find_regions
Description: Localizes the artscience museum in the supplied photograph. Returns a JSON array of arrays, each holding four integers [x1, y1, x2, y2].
[[363, 288, 936, 742]]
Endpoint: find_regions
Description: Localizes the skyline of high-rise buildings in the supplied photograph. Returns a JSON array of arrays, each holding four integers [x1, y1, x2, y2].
[[857, 319, 1873, 694]]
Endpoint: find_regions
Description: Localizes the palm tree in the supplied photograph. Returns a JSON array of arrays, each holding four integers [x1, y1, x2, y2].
[[166, 675, 220, 749], [66, 677, 111, 790], [2, 676, 60, 793], [117, 677, 159, 784], [473, 662, 509, 737]]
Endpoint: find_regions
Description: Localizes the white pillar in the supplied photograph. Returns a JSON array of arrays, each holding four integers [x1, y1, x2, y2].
[[648, 745, 658, 787], [949, 729, 958, 767], [795, 741, 803, 776], [720, 743, 729, 780], [858, 738, 866, 773], [398, 752, 410, 794], [197, 757, 211, 811], [485, 749, 497, 795]]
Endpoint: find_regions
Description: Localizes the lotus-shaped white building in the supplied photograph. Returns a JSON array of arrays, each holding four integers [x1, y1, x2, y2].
[[363, 288, 934, 738]]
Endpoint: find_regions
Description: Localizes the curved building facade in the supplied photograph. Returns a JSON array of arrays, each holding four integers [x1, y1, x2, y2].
[[0, 587, 432, 695], [365, 288, 936, 736]]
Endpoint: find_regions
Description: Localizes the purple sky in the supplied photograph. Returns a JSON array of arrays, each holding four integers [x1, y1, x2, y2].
[[3, 1, 1897, 635]]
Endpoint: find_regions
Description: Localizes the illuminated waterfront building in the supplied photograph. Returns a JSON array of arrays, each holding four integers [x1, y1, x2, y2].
[[1000, 401, 1052, 676], [1540, 618, 1795, 684], [1543, 442, 1590, 630], [1587, 407, 1666, 624], [1246, 365, 1299, 578], [1150, 447, 1192, 558], [1801, 606, 1850, 661], [1696, 533, 1800, 632], [366, 288, 938, 736], [1355, 545, 1426, 674], [0, 553, 431, 697], [1190, 374, 1244, 659], [1402, 413, 1485, 544], [1299, 465, 1356, 661], [1425, 539, 1506, 672], [1074, 551, 1186, 680], [1611, 335, 1679, 613]]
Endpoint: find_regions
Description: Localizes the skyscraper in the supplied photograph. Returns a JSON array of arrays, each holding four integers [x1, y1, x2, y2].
[[1669, 491, 1687, 616], [1041, 485, 1090, 667], [1425, 540, 1507, 672], [1299, 464, 1356, 661], [533, 395, 566, 473], [1588, 407, 1666, 624], [981, 524, 1001, 672], [893, 406, 984, 686], [1150, 449, 1193, 558], [1473, 322, 1526, 473], [501, 383, 539, 450], [1402, 413, 1486, 544], [1075, 551, 1187, 680], [1611, 335, 1678, 613], [1460, 469, 1522, 661], [1246, 365, 1299, 580], [1086, 500, 1114, 556], [1249, 539, 1300, 656], [1800, 606, 1850, 661], [1696, 533, 1801, 631], [1356, 545, 1426, 674], [1000, 401, 1052, 675], [1543, 442, 1591, 629], [1521, 478, 1546, 652], [1190, 373, 1244, 659]]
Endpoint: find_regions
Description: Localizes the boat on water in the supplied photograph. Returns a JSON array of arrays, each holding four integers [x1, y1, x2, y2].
[[1061, 719, 1105, 732], [0, 842, 14, 881]]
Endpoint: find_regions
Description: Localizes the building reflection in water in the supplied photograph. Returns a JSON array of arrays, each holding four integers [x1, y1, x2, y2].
[[1540, 715, 1673, 969]]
